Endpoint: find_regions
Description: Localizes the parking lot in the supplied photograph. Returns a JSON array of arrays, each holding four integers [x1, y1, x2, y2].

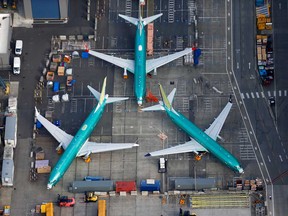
[[1, 0, 263, 215]]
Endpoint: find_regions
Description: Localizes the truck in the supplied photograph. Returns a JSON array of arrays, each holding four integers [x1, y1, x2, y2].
[[4, 116, 17, 148], [158, 158, 167, 173], [193, 48, 201, 66]]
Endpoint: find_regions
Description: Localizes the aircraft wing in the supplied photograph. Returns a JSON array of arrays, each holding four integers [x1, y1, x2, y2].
[[145, 139, 207, 157], [146, 48, 192, 73], [35, 108, 73, 149], [204, 101, 233, 140], [88, 50, 135, 73], [77, 142, 139, 157]]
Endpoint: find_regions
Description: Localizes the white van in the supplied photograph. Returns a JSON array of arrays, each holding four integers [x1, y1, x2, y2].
[[15, 40, 23, 55], [13, 57, 21, 75]]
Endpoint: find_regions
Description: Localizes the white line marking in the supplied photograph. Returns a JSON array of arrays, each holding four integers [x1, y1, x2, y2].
[[274, 91, 276, 97], [241, 93, 245, 99], [251, 92, 255, 98], [246, 93, 250, 99], [261, 92, 265, 98], [267, 156, 271, 162], [268, 91, 271, 97], [256, 92, 259, 98], [279, 90, 281, 97], [285, 90, 287, 96], [279, 155, 283, 162]]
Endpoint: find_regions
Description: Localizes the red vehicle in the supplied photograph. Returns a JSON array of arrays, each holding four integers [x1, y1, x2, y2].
[[57, 195, 75, 207]]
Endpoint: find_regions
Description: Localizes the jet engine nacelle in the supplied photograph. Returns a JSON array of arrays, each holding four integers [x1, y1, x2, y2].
[[153, 68, 157, 75], [56, 143, 63, 154], [82, 152, 92, 163], [124, 68, 128, 79]]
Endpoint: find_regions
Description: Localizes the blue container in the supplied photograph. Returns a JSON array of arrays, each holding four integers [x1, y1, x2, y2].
[[53, 81, 60, 92], [36, 120, 42, 129], [140, 179, 160, 191], [82, 52, 89, 59], [84, 176, 106, 181]]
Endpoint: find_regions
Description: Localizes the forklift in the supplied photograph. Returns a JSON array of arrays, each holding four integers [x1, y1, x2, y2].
[[84, 192, 98, 203]]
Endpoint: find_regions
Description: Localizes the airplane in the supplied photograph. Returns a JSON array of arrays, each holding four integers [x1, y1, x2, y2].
[[35, 77, 138, 189], [141, 84, 244, 174], [88, 1, 192, 106]]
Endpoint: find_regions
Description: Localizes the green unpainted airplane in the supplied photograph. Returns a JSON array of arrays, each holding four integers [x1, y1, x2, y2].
[[89, 2, 192, 106], [142, 84, 244, 174], [35, 77, 138, 189]]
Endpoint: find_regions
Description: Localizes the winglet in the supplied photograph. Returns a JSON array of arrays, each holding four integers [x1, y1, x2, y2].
[[35, 107, 39, 117], [144, 153, 151, 157], [159, 84, 172, 110]]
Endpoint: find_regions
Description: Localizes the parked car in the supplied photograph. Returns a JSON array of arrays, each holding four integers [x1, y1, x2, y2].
[[158, 157, 167, 173], [15, 40, 23, 55], [13, 57, 21, 75]]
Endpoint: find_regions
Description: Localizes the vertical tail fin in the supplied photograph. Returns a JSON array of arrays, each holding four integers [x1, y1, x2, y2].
[[141, 85, 176, 112], [88, 77, 129, 105], [159, 84, 172, 110], [87, 77, 107, 106]]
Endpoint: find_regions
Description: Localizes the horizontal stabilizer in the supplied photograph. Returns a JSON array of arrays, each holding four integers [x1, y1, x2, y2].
[[106, 97, 129, 104], [141, 104, 164, 111], [145, 139, 207, 157], [142, 13, 163, 26], [87, 85, 100, 102], [119, 14, 139, 26]]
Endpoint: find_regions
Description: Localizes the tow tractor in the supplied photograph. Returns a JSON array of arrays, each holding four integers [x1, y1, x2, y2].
[[57, 195, 75, 207], [84, 192, 98, 203]]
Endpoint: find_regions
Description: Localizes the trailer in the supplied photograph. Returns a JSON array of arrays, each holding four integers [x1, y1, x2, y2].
[[69, 180, 114, 193], [1, 159, 14, 186], [4, 116, 17, 148]]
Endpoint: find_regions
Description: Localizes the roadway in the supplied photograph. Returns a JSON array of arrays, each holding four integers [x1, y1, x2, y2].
[[230, 0, 288, 215]]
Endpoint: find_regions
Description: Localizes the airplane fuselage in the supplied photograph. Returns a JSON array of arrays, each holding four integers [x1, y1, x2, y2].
[[134, 21, 147, 105], [47, 101, 106, 189], [165, 108, 243, 173]]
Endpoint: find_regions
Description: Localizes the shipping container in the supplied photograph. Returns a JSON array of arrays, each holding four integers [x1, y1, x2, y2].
[[174, 178, 216, 190], [4, 116, 17, 148], [98, 200, 106, 216], [140, 179, 160, 192], [116, 181, 136, 193], [2, 159, 14, 186], [69, 180, 114, 193]]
